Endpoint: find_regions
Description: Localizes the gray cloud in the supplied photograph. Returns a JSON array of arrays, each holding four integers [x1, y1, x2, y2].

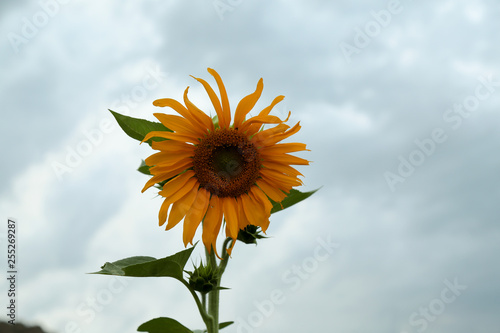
[[1, 0, 499, 332]]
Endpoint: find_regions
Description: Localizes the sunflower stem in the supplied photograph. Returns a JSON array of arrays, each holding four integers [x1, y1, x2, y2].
[[206, 247, 219, 333], [180, 279, 213, 330]]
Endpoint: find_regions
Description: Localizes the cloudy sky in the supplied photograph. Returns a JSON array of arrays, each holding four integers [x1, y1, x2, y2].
[[1, 0, 499, 332]]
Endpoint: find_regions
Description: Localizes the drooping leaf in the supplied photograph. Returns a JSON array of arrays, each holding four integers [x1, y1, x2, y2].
[[110, 110, 171, 146], [270, 188, 320, 214], [137, 317, 193, 333], [90, 246, 196, 280]]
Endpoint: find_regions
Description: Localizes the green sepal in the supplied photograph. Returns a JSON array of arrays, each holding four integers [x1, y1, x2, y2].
[[218, 322, 234, 330], [109, 109, 171, 146], [192, 321, 234, 333], [90, 245, 196, 280], [237, 225, 268, 245], [137, 317, 193, 333], [270, 188, 320, 214], [138, 160, 152, 175]]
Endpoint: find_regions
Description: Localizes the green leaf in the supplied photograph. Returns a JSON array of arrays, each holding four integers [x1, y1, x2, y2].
[[138, 160, 152, 175], [110, 109, 172, 146], [137, 317, 193, 333], [90, 245, 196, 280], [270, 188, 320, 214], [91, 256, 156, 275]]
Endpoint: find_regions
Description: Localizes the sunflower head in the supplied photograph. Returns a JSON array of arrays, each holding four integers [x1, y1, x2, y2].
[[141, 68, 309, 255]]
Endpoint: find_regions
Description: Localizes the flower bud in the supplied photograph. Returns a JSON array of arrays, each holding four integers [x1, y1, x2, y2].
[[186, 263, 219, 293]]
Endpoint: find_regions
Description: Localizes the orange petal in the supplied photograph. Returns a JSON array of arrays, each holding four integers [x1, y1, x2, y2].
[[165, 181, 199, 230], [152, 140, 195, 153], [260, 152, 309, 166], [248, 188, 271, 232], [145, 151, 193, 167], [259, 142, 309, 155], [202, 195, 223, 255], [239, 115, 284, 133], [259, 122, 302, 147], [236, 198, 251, 230], [191, 75, 228, 129], [261, 160, 304, 178], [256, 178, 287, 202], [158, 198, 172, 227], [250, 123, 290, 147], [240, 192, 267, 228], [154, 113, 205, 138], [207, 68, 231, 129], [153, 98, 207, 135], [184, 87, 215, 133], [183, 188, 210, 246], [233, 78, 263, 129], [158, 170, 196, 199], [142, 131, 200, 145], [260, 169, 303, 188], [142, 159, 193, 192], [222, 197, 239, 240], [246, 95, 285, 136]]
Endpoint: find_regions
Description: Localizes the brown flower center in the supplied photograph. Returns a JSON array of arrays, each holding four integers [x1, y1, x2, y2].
[[193, 128, 261, 197]]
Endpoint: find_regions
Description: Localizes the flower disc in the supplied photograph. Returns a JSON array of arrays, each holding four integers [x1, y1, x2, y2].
[[193, 128, 261, 198]]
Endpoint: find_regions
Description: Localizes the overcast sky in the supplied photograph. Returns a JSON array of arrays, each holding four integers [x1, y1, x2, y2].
[[1, 0, 499, 332]]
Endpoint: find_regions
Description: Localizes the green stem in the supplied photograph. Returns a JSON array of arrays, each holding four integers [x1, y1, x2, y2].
[[206, 238, 233, 333], [181, 279, 213, 330], [207, 247, 219, 333]]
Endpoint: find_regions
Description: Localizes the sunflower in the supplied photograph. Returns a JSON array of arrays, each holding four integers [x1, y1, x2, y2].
[[141, 68, 309, 255]]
